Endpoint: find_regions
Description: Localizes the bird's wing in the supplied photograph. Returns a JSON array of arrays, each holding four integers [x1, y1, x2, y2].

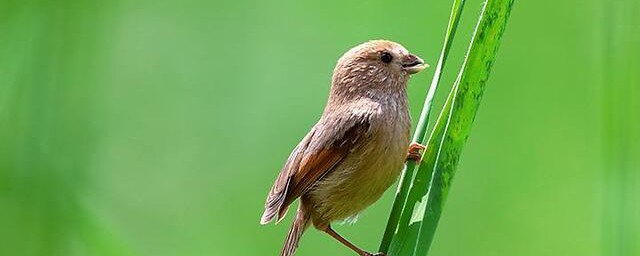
[[260, 114, 371, 224]]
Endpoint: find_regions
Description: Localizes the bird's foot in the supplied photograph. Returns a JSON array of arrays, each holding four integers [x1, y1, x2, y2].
[[362, 252, 386, 256], [406, 142, 426, 163]]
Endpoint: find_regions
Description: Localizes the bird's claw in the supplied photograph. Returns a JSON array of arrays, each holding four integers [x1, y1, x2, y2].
[[363, 253, 386, 256], [406, 142, 426, 163]]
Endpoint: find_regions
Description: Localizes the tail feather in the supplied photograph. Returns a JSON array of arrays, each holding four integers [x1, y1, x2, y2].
[[280, 206, 310, 256]]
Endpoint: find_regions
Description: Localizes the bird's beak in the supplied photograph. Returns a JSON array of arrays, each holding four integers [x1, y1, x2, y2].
[[401, 54, 429, 74]]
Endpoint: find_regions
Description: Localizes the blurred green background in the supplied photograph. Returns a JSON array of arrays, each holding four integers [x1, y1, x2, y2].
[[1, 0, 638, 255]]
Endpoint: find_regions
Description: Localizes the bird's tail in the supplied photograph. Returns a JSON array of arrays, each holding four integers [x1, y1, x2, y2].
[[281, 205, 310, 256]]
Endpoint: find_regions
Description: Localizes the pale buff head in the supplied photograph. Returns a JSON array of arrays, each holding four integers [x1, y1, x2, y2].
[[330, 40, 428, 98]]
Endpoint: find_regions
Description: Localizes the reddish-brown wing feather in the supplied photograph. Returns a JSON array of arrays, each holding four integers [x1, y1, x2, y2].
[[261, 128, 316, 224], [261, 118, 370, 224]]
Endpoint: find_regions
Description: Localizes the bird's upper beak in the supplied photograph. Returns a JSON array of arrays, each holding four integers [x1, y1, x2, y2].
[[401, 54, 429, 74]]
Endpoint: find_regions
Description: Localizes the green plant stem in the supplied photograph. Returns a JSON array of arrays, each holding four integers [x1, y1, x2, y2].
[[379, 0, 466, 252], [382, 0, 514, 255], [412, 0, 514, 254]]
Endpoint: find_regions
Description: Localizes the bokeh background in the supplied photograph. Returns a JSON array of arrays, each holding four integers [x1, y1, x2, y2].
[[1, 0, 638, 255]]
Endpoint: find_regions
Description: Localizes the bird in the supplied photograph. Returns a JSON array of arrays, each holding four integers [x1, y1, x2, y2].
[[261, 40, 428, 256]]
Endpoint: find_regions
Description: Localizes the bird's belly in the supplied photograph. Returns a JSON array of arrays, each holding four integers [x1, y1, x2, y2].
[[308, 135, 407, 223]]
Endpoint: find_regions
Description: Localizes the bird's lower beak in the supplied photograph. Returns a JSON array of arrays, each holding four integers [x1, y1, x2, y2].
[[402, 54, 429, 74]]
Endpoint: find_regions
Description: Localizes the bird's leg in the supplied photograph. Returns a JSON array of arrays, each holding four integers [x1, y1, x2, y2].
[[406, 142, 426, 163], [321, 225, 386, 256]]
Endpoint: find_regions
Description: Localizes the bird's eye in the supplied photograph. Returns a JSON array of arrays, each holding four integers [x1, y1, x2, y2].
[[380, 52, 393, 63]]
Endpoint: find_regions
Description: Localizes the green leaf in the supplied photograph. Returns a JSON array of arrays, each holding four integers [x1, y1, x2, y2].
[[380, 0, 515, 255], [378, 0, 467, 253]]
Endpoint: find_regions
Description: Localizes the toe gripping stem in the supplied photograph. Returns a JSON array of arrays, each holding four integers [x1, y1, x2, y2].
[[406, 142, 426, 163]]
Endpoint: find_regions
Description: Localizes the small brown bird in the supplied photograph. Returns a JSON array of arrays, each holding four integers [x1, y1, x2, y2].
[[261, 40, 428, 256]]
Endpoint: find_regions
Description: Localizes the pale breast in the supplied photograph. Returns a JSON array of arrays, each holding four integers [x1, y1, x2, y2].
[[308, 100, 410, 223]]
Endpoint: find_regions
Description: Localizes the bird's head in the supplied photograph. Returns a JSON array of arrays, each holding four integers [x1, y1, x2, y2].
[[332, 40, 428, 94]]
